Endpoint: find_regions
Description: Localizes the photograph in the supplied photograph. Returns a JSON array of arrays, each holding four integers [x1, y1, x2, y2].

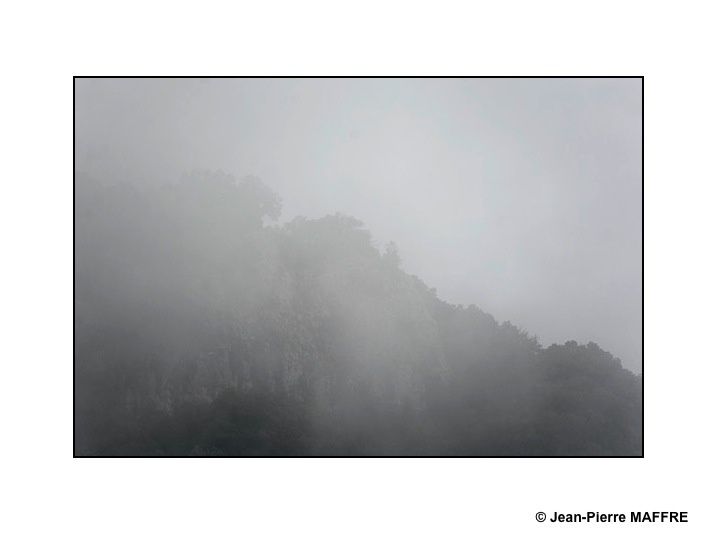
[[5, 1, 720, 538], [74, 77, 642, 457]]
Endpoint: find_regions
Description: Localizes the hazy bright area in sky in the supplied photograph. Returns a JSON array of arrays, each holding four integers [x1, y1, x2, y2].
[[75, 77, 642, 372]]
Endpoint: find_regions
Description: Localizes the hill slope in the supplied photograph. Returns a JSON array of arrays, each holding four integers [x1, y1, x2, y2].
[[74, 172, 641, 456]]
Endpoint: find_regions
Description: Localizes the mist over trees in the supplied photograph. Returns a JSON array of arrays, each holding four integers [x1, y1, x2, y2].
[[75, 172, 641, 456]]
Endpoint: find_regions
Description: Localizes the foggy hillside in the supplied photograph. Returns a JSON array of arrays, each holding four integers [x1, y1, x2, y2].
[[75, 78, 642, 372], [74, 172, 641, 456]]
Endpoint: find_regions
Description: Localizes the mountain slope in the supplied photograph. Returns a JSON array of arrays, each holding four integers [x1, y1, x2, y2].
[[74, 172, 641, 456]]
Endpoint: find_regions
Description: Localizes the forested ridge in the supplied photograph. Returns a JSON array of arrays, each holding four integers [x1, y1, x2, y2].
[[74, 172, 641, 456]]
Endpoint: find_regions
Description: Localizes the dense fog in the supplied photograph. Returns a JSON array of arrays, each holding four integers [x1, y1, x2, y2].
[[75, 77, 642, 372], [74, 78, 641, 456]]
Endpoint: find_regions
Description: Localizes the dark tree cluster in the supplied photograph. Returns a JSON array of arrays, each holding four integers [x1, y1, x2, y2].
[[75, 172, 641, 456]]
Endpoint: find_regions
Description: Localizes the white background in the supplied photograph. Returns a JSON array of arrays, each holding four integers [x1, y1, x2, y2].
[[1, 1, 718, 538]]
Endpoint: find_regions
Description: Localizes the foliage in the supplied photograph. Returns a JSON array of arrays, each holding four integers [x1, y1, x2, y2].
[[75, 173, 641, 456]]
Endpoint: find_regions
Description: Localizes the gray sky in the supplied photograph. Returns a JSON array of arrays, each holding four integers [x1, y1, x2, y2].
[[75, 77, 642, 372]]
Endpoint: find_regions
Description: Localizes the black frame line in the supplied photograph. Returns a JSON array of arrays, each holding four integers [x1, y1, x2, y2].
[[73, 75, 644, 458]]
